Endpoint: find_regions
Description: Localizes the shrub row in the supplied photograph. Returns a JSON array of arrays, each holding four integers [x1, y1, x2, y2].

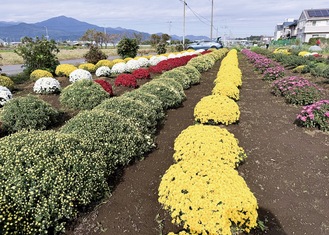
[[0, 50, 214, 132], [0, 48, 228, 234], [255, 47, 329, 79], [242, 49, 328, 131], [271, 76, 324, 105], [241, 49, 285, 81], [194, 50, 241, 125], [160, 49, 258, 235]]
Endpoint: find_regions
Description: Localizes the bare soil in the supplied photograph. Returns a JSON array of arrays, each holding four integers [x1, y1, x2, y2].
[[65, 55, 329, 235], [3, 54, 329, 235]]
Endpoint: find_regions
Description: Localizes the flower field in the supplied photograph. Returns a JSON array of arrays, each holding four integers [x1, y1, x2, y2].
[[0, 46, 328, 235]]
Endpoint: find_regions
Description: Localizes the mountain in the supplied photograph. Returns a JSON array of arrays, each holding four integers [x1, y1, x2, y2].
[[0, 15, 209, 42], [0, 21, 21, 27]]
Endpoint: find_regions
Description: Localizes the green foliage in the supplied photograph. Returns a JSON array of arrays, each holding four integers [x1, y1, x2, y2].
[[117, 37, 139, 59], [59, 79, 109, 110], [160, 69, 191, 89], [296, 100, 329, 131], [175, 44, 184, 52], [60, 110, 154, 172], [94, 96, 158, 135], [272, 53, 309, 68], [156, 42, 167, 55], [0, 130, 108, 234], [139, 78, 186, 109], [310, 63, 329, 77], [271, 77, 324, 106], [0, 95, 59, 133], [83, 45, 107, 64], [8, 72, 30, 84], [0, 75, 14, 90], [14, 37, 60, 74], [187, 55, 214, 72], [122, 90, 165, 122], [174, 65, 201, 85]]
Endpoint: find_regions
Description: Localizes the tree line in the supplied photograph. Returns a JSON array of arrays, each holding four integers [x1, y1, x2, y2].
[[79, 29, 188, 48]]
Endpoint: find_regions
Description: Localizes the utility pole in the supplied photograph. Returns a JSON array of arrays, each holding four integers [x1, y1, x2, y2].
[[210, 0, 214, 40], [167, 21, 172, 44], [44, 26, 49, 40], [183, 0, 186, 49]]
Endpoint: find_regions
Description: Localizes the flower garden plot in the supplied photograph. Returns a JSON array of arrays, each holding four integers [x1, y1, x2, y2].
[[1, 46, 328, 235], [0, 48, 230, 234]]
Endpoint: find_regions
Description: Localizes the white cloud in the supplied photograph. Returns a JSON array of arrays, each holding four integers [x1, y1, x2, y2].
[[1, 0, 328, 38]]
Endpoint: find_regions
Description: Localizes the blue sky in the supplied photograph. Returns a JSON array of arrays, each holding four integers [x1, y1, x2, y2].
[[2, 0, 328, 38]]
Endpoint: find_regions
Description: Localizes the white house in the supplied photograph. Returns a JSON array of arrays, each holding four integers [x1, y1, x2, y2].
[[296, 9, 329, 43], [274, 18, 298, 40], [0, 39, 8, 46]]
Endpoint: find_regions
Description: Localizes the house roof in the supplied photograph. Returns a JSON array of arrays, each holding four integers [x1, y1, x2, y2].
[[303, 9, 329, 20], [283, 20, 298, 27]]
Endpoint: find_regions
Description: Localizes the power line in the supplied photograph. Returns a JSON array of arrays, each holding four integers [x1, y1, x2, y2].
[[186, 3, 212, 26], [178, 0, 217, 38]]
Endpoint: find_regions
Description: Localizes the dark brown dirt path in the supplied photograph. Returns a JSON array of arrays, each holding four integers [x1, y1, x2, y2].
[[66, 61, 220, 235], [66, 55, 329, 235], [227, 55, 329, 235]]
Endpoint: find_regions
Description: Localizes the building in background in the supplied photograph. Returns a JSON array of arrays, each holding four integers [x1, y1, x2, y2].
[[296, 9, 329, 43], [274, 18, 298, 40]]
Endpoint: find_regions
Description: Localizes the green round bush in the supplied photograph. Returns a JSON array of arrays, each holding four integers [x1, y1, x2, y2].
[[60, 110, 154, 172], [187, 55, 214, 72], [94, 96, 158, 135], [174, 65, 201, 85], [160, 69, 191, 89], [122, 90, 165, 122], [117, 37, 139, 59], [155, 77, 186, 100], [59, 79, 109, 110], [0, 95, 59, 133], [139, 78, 186, 109], [0, 130, 108, 234]]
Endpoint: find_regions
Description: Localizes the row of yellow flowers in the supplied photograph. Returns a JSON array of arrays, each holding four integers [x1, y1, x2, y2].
[[158, 49, 258, 235], [30, 51, 197, 79]]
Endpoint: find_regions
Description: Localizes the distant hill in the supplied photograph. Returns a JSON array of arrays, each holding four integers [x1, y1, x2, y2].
[[0, 15, 209, 42]]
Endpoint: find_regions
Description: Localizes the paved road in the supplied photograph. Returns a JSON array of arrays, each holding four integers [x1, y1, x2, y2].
[[1, 56, 120, 75], [1, 59, 85, 75]]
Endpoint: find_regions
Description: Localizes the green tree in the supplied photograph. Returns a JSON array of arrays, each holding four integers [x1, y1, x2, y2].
[[81, 29, 111, 48], [84, 45, 107, 64], [161, 33, 171, 43], [156, 42, 167, 55], [133, 32, 143, 45], [117, 37, 139, 59], [14, 37, 60, 74], [150, 34, 161, 47]]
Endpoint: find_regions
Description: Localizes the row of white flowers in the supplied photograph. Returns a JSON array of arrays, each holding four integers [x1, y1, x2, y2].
[[0, 86, 13, 107], [0, 50, 205, 106]]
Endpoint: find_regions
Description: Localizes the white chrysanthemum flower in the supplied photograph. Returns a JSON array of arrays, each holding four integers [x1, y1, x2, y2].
[[149, 56, 161, 66], [69, 69, 92, 83], [111, 62, 128, 74], [168, 53, 177, 58], [174, 53, 184, 58], [137, 57, 149, 67], [194, 49, 206, 54], [149, 55, 168, 66], [126, 59, 141, 72], [0, 85, 13, 106], [33, 77, 61, 94], [158, 55, 168, 61], [96, 66, 111, 77]]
